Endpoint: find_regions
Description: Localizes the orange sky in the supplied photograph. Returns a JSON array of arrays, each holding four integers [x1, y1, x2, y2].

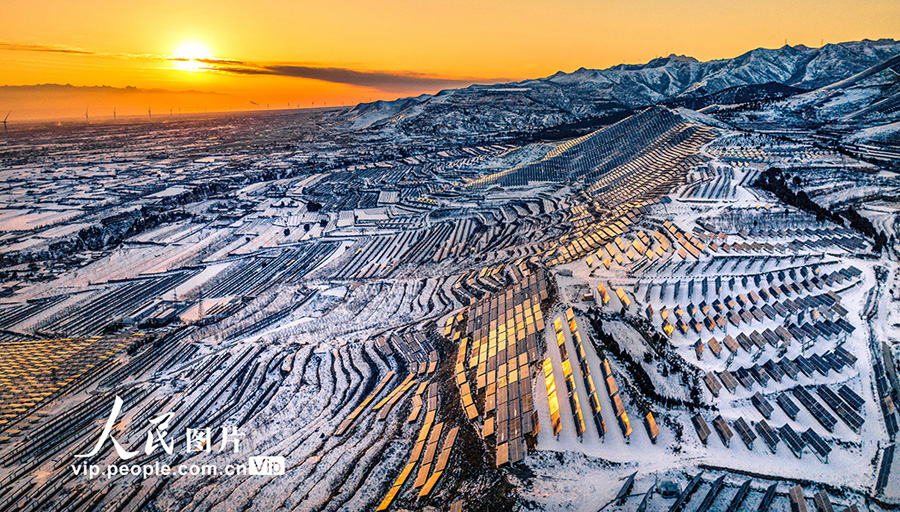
[[2, 0, 899, 120]]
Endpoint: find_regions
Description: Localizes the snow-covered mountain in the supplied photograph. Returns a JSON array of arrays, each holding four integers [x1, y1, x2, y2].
[[715, 51, 900, 144], [346, 39, 900, 137]]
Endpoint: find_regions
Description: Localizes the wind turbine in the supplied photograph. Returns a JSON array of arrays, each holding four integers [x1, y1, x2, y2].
[[113, 107, 116, 120], [85, 107, 89, 123], [2, 111, 9, 132], [148, 106, 152, 119]]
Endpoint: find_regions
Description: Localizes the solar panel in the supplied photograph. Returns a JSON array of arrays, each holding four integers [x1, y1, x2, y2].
[[751, 391, 774, 419], [838, 385, 864, 410], [800, 322, 822, 340], [794, 355, 815, 377], [776, 392, 800, 420], [802, 428, 831, 460], [778, 423, 805, 457], [733, 417, 756, 449], [692, 414, 711, 444], [696, 475, 725, 512], [810, 322, 830, 339], [809, 353, 832, 376], [704, 372, 722, 396], [876, 445, 894, 493], [788, 485, 808, 511], [733, 368, 755, 390], [669, 471, 704, 512], [750, 332, 767, 351], [712, 415, 733, 445], [822, 352, 845, 372], [833, 345, 857, 366], [886, 411, 899, 437], [736, 333, 753, 351], [718, 370, 738, 393], [812, 490, 834, 512], [823, 321, 841, 337], [779, 358, 799, 380], [749, 366, 771, 387], [615, 471, 637, 501], [757, 483, 778, 512], [572, 410, 585, 436], [755, 420, 779, 453], [593, 411, 607, 436], [762, 360, 785, 382], [725, 479, 751, 512], [836, 318, 855, 333]]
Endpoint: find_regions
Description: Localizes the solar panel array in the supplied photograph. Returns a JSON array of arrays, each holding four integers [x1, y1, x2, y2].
[[377, 383, 446, 510], [713, 344, 857, 399], [536, 122, 717, 266], [554, 312, 586, 437], [0, 334, 134, 434], [873, 359, 899, 437], [449, 270, 551, 466], [601, 357, 632, 438], [564, 309, 608, 438], [543, 357, 562, 436]]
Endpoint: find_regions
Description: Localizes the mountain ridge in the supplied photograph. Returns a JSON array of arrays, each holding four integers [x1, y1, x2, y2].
[[346, 39, 900, 136]]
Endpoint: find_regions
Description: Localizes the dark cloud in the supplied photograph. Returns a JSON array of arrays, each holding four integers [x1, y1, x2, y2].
[[0, 41, 93, 55], [207, 63, 494, 92], [186, 57, 246, 66]]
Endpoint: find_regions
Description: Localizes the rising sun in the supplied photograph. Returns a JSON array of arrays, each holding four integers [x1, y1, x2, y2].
[[172, 42, 212, 72]]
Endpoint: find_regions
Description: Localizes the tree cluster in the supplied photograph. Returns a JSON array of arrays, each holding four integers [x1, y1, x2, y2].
[[754, 167, 888, 253], [754, 168, 840, 224]]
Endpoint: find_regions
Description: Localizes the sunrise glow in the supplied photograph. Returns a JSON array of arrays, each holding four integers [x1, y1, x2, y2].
[[172, 42, 212, 72], [0, 0, 898, 120]]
